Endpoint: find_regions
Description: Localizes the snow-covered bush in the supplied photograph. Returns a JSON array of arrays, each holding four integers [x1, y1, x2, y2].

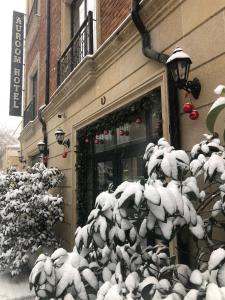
[[0, 163, 64, 276], [30, 135, 225, 299]]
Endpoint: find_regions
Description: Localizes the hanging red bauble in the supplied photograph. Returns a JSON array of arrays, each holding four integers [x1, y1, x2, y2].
[[119, 129, 125, 136], [183, 103, 194, 113], [125, 130, 129, 136], [135, 117, 142, 124], [94, 139, 100, 144], [103, 129, 109, 135], [189, 110, 199, 120], [84, 137, 89, 144]]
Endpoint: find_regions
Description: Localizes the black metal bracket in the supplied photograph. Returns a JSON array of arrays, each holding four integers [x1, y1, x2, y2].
[[185, 78, 201, 99], [63, 138, 70, 149]]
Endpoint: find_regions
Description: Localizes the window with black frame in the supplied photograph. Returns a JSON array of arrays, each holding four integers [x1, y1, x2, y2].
[[76, 87, 163, 225]]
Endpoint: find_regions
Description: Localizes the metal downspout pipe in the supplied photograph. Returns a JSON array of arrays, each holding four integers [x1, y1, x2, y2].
[[131, 0, 180, 149]]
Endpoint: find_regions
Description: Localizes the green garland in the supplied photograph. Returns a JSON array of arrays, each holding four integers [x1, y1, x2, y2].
[[76, 90, 160, 225]]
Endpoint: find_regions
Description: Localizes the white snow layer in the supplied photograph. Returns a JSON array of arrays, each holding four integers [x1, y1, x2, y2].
[[0, 271, 34, 300]]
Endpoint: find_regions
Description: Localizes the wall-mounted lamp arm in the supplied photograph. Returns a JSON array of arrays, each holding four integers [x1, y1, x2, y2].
[[131, 0, 169, 64]]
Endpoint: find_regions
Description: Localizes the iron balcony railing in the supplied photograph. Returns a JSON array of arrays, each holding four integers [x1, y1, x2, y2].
[[26, 0, 38, 34], [57, 11, 94, 86], [23, 97, 36, 127]]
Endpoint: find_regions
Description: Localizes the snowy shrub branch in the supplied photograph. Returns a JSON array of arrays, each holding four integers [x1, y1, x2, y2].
[[0, 163, 64, 276], [30, 135, 225, 299]]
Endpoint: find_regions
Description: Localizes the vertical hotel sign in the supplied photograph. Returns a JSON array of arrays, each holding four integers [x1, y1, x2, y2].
[[9, 11, 24, 116]]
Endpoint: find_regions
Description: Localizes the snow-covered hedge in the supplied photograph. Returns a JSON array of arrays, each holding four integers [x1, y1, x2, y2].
[[30, 135, 225, 299], [0, 163, 64, 276]]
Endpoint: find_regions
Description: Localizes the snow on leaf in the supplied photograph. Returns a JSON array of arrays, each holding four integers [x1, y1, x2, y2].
[[158, 219, 173, 240], [44, 257, 53, 276], [204, 153, 225, 178], [116, 181, 143, 208], [184, 289, 198, 300], [78, 282, 88, 300], [105, 284, 123, 300], [214, 85, 225, 95], [117, 228, 126, 242], [81, 268, 98, 290], [172, 282, 186, 297], [189, 216, 205, 239], [97, 281, 112, 298], [56, 274, 70, 297], [139, 276, 159, 291], [144, 184, 161, 205], [157, 186, 176, 215], [98, 216, 108, 241], [103, 267, 112, 282], [73, 268, 82, 291], [212, 200, 222, 218], [161, 154, 173, 177], [64, 294, 75, 300], [125, 272, 139, 292], [167, 181, 184, 215], [159, 278, 171, 291], [206, 283, 221, 300], [190, 269, 203, 286], [148, 201, 166, 222], [208, 248, 225, 271], [51, 248, 68, 262], [147, 149, 164, 177], [139, 218, 147, 238]]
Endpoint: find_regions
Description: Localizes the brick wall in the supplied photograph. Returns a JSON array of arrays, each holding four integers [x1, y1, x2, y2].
[[24, 0, 61, 109], [100, 0, 131, 44]]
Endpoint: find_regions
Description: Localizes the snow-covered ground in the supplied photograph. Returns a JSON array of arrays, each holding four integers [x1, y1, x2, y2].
[[0, 271, 35, 300]]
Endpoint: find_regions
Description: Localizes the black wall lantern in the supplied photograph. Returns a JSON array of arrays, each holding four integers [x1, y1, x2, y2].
[[55, 128, 70, 148], [166, 47, 201, 99], [18, 150, 26, 164], [37, 140, 49, 165], [37, 141, 45, 154]]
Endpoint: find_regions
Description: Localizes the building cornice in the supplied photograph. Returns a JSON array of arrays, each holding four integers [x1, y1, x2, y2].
[[19, 117, 41, 142]]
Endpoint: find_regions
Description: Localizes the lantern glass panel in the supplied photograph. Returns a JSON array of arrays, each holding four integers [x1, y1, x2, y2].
[[38, 143, 45, 153], [170, 61, 179, 83], [178, 59, 191, 83], [56, 132, 65, 144]]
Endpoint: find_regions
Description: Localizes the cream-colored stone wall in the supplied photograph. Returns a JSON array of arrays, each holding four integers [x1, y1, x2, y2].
[[20, 0, 225, 249], [1, 147, 20, 171]]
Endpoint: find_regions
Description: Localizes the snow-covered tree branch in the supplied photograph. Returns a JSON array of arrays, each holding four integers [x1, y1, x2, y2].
[[0, 163, 64, 276]]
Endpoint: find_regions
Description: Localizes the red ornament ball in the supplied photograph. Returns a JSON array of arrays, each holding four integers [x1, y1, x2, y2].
[[84, 137, 89, 144], [94, 139, 100, 144], [119, 130, 125, 136], [189, 110, 199, 120], [135, 117, 142, 124], [183, 102, 194, 113], [103, 129, 109, 135]]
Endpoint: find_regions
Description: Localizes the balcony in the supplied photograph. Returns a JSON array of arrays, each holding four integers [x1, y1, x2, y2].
[[57, 11, 94, 86], [23, 97, 36, 127]]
